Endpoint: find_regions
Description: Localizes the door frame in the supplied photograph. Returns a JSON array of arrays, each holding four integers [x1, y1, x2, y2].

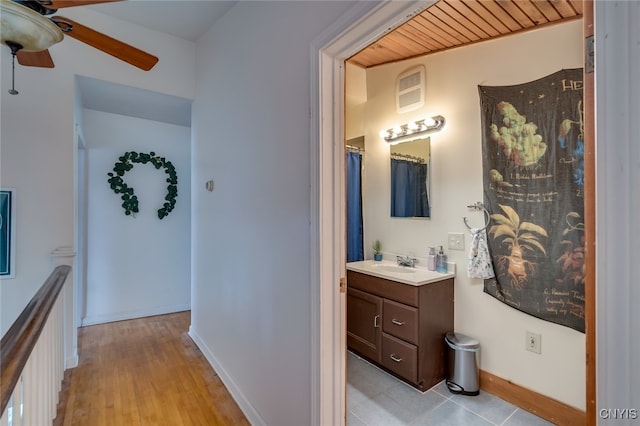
[[312, 2, 434, 424], [313, 1, 596, 424], [582, 2, 595, 422]]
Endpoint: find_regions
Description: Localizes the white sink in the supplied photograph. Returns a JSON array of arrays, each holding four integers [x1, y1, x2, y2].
[[371, 264, 416, 274], [346, 260, 455, 286]]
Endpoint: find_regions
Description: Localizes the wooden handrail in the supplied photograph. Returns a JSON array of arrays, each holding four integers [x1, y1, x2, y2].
[[0, 265, 71, 415]]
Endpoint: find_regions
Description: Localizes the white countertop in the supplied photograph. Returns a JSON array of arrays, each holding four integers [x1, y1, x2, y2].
[[346, 260, 455, 286]]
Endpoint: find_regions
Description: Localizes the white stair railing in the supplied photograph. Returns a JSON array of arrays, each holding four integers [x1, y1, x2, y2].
[[0, 266, 70, 426]]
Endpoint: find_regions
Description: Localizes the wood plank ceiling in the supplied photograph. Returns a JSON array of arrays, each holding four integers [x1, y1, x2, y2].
[[348, 0, 583, 68]]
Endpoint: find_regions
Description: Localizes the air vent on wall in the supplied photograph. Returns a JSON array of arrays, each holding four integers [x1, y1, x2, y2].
[[397, 66, 425, 114]]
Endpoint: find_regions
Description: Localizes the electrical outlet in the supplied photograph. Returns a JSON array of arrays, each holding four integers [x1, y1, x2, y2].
[[448, 232, 465, 250], [526, 331, 541, 354]]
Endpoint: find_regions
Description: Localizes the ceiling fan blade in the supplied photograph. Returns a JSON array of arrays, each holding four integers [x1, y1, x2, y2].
[[53, 16, 159, 71], [43, 0, 122, 9], [16, 50, 55, 68]]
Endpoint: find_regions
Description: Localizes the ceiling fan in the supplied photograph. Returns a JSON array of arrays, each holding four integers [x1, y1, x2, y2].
[[1, 0, 158, 93]]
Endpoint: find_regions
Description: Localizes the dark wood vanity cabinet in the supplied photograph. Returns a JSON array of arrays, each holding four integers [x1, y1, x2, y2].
[[346, 287, 383, 362], [347, 270, 454, 391]]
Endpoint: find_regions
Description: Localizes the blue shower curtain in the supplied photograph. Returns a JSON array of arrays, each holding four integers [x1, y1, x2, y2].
[[390, 158, 429, 217], [346, 152, 364, 262]]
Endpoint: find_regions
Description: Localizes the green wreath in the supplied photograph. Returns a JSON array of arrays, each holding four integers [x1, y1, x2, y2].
[[107, 151, 178, 219]]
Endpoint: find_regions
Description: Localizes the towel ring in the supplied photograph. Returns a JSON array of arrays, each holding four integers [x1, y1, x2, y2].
[[464, 202, 491, 231]]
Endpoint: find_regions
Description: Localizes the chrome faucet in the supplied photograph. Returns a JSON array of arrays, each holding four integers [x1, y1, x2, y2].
[[396, 255, 417, 268]]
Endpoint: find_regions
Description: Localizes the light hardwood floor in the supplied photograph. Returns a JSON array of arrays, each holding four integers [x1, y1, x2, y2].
[[54, 311, 249, 426]]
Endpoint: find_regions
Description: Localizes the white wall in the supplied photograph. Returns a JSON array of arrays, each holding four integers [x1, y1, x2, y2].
[[355, 20, 585, 409], [190, 2, 357, 425], [0, 6, 195, 335], [595, 1, 640, 421], [82, 110, 190, 325], [346, 63, 367, 139]]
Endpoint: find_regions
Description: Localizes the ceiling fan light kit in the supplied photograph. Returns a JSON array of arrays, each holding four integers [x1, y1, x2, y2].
[[1, 0, 158, 95], [0, 0, 63, 51]]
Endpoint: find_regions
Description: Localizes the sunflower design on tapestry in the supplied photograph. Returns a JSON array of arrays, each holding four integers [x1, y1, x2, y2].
[[489, 204, 548, 289]]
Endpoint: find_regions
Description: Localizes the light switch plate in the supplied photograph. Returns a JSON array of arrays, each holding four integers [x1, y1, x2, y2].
[[448, 232, 465, 250]]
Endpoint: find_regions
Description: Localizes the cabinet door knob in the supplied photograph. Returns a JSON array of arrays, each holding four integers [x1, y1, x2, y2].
[[391, 319, 405, 326], [374, 315, 380, 328], [390, 354, 403, 363]]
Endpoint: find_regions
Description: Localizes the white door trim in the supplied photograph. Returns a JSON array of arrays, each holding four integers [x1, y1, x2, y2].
[[311, 2, 434, 424], [594, 0, 640, 416]]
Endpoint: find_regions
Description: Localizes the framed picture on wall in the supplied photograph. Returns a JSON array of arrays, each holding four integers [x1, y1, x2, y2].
[[1, 189, 16, 279]]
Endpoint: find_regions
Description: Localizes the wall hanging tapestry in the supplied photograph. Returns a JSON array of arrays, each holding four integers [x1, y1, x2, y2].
[[107, 151, 178, 220], [479, 68, 585, 332]]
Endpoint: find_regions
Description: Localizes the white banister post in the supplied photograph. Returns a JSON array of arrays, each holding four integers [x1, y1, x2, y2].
[[50, 247, 77, 369]]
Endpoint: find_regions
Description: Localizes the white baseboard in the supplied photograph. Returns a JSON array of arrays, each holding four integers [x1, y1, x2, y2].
[[188, 326, 265, 426], [66, 352, 79, 369], [81, 304, 190, 326]]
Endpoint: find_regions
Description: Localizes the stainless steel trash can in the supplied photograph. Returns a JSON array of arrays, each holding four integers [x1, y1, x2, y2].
[[445, 332, 480, 396]]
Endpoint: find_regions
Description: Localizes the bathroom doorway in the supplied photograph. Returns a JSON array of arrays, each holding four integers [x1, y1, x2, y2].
[[315, 0, 595, 423]]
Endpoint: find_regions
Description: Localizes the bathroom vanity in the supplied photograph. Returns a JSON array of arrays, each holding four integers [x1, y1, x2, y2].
[[346, 260, 454, 391]]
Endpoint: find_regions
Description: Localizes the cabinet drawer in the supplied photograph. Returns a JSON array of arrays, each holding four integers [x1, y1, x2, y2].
[[383, 299, 418, 345], [347, 271, 419, 306], [381, 333, 417, 384]]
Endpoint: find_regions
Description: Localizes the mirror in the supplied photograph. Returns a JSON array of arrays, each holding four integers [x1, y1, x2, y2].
[[390, 137, 430, 218]]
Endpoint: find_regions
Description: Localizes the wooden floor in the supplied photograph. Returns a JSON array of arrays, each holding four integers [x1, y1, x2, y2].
[[54, 311, 249, 426]]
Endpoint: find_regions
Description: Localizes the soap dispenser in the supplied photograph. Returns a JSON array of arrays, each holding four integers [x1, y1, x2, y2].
[[427, 247, 436, 271], [436, 246, 448, 273]]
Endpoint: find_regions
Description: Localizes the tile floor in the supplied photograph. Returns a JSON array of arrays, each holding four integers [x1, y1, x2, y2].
[[347, 351, 555, 426]]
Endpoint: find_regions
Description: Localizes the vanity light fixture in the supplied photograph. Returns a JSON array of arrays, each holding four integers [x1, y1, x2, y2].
[[381, 115, 446, 144]]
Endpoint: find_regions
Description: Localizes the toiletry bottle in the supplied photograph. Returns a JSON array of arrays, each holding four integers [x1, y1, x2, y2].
[[427, 247, 436, 271], [436, 245, 448, 273]]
